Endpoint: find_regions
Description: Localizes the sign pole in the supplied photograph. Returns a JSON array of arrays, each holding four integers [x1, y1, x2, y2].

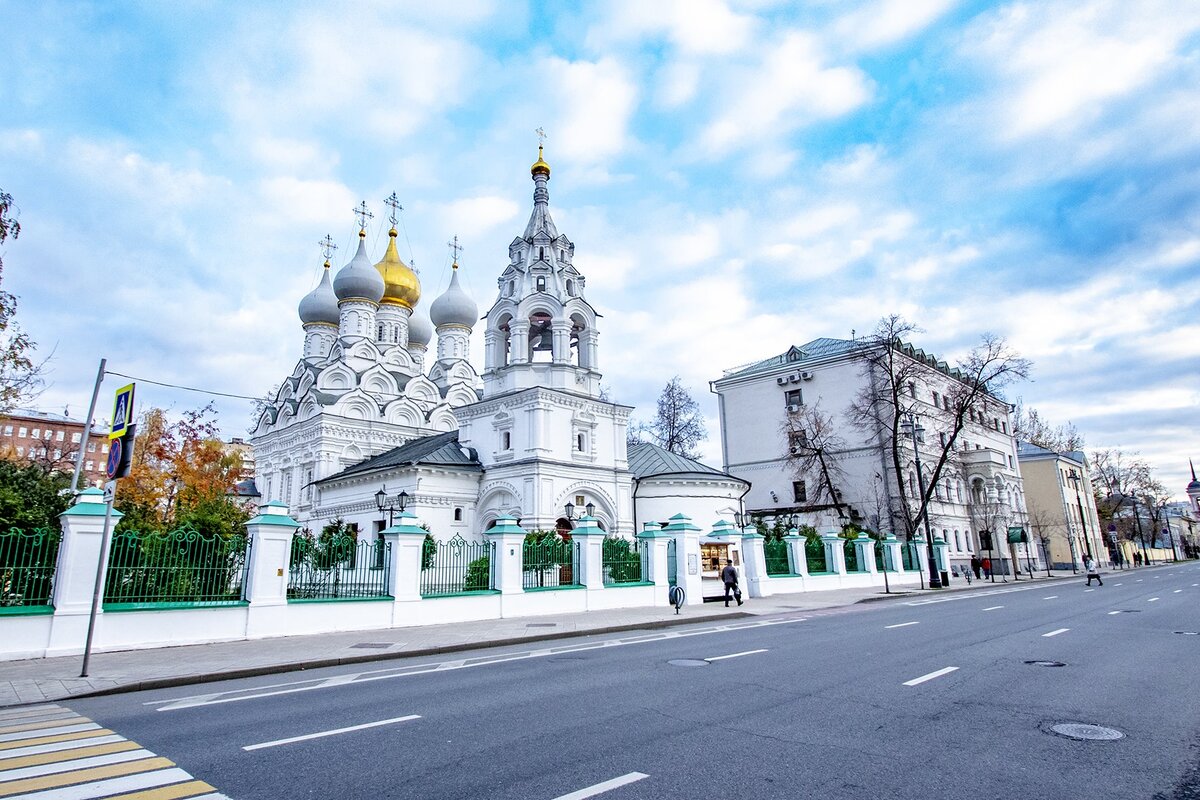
[[80, 483, 116, 678], [69, 358, 106, 494]]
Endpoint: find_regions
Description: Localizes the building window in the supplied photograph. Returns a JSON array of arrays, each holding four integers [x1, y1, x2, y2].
[[16, 447, 23, 456], [942, 396, 951, 411], [43, 430, 52, 439], [954, 530, 962, 550], [85, 461, 94, 471], [908, 383, 916, 398], [71, 432, 81, 443], [88, 442, 97, 453], [931, 391, 939, 407], [454, 507, 463, 522], [17, 427, 26, 437], [576, 433, 585, 452], [502, 431, 511, 450], [539, 246, 545, 260], [1008, 455, 1014, 468], [792, 481, 807, 503], [2, 426, 9, 436], [30, 428, 39, 438], [102, 443, 109, 453], [784, 389, 802, 409], [536, 276, 546, 291], [56, 430, 65, 441]]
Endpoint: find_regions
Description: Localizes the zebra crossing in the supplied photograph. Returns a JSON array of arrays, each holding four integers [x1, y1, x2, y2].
[[0, 703, 228, 799]]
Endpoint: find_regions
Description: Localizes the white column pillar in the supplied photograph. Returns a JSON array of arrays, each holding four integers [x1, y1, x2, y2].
[[662, 513, 703, 606], [572, 515, 607, 589], [244, 501, 301, 638], [47, 488, 124, 655], [485, 515, 527, 595], [510, 319, 530, 365], [381, 511, 428, 605]]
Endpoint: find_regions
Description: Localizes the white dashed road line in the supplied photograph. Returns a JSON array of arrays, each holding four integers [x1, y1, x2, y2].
[[983, 606, 1004, 611], [243, 715, 421, 751], [1043, 596, 1058, 600], [1148, 597, 1160, 602], [885, 622, 920, 629], [1107, 611, 1122, 615], [1042, 628, 1070, 638], [1175, 590, 1183, 594], [903, 667, 959, 686], [705, 649, 767, 662], [553, 772, 650, 800]]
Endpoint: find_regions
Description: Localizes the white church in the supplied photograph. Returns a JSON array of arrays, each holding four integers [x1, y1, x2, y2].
[[251, 147, 747, 547]]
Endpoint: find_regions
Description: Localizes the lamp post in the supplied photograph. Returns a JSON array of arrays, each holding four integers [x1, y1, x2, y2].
[[1066, 469, 1093, 561], [900, 414, 942, 589], [1106, 523, 1122, 569], [564, 501, 596, 528], [374, 486, 409, 526]]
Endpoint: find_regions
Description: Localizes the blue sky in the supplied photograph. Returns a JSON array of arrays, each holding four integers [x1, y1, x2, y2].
[[1, 0, 1198, 496]]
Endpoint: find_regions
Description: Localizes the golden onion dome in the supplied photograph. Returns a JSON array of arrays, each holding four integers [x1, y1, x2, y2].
[[374, 227, 421, 309], [531, 145, 550, 178]]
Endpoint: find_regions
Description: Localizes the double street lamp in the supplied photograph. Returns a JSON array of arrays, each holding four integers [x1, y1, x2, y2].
[[1066, 469, 1093, 561], [899, 413, 942, 590], [374, 486, 409, 526], [564, 501, 595, 521]]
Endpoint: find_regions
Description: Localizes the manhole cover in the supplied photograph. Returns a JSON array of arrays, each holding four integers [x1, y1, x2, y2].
[[1025, 660, 1066, 667], [1048, 723, 1125, 741], [1176, 631, 1200, 636], [350, 642, 392, 649], [667, 659, 710, 667]]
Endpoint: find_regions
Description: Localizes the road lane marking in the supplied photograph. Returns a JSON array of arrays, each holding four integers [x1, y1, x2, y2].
[[1108, 611, 1121, 615], [904, 583, 1045, 605], [1115, 583, 1123, 586], [1136, 579, 1143, 582], [1043, 596, 1058, 600], [885, 622, 920, 629], [983, 606, 1004, 611], [705, 649, 767, 662], [904, 667, 958, 686], [1175, 590, 1183, 593], [1042, 628, 1070, 638], [1084, 589, 1095, 592], [552, 772, 649, 800], [152, 617, 810, 711], [242, 715, 421, 751], [1148, 597, 1159, 602]]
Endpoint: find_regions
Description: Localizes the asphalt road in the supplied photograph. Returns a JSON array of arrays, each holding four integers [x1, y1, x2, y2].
[[60, 563, 1200, 800]]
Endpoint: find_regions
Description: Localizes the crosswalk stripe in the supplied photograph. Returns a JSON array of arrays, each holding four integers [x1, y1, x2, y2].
[[0, 740, 140, 771], [0, 755, 174, 796], [102, 779, 220, 800], [0, 735, 127, 761], [2, 766, 193, 800], [0, 749, 156, 781], [0, 719, 92, 737], [0, 712, 74, 727], [0, 730, 114, 753], [0, 724, 101, 745], [0, 708, 60, 723]]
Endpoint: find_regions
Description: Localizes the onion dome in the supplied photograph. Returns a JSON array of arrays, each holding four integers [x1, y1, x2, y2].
[[531, 145, 550, 178], [430, 263, 478, 328], [298, 261, 339, 325], [374, 227, 421, 309], [408, 300, 433, 347], [333, 231, 385, 303], [1189, 460, 1200, 491]]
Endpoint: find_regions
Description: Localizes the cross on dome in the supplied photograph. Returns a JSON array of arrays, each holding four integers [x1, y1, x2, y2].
[[352, 201, 374, 233], [384, 192, 403, 227], [535, 127, 547, 147], [448, 235, 464, 268], [318, 234, 337, 267]]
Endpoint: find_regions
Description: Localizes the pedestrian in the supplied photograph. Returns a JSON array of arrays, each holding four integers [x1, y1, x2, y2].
[[1134, 551, 1142, 567], [982, 557, 992, 579], [721, 559, 743, 607], [970, 554, 982, 580], [1085, 556, 1103, 586]]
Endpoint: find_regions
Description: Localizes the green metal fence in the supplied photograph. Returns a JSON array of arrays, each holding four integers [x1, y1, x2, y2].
[[421, 535, 494, 596], [902, 542, 920, 571], [805, 538, 828, 573], [288, 533, 391, 600], [875, 542, 887, 571], [522, 536, 580, 590], [667, 538, 677, 587], [0, 528, 61, 612], [602, 537, 647, 585], [764, 538, 793, 575], [104, 527, 248, 608], [843, 539, 862, 572]]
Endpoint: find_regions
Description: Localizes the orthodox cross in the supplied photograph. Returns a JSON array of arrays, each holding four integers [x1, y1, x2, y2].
[[535, 127, 547, 148], [352, 201, 374, 231], [448, 235, 463, 266], [384, 192, 403, 227], [318, 234, 337, 264]]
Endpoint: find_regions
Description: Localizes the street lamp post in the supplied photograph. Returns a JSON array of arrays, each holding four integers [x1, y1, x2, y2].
[[1066, 469, 1093, 562], [374, 486, 409, 527], [900, 414, 942, 590]]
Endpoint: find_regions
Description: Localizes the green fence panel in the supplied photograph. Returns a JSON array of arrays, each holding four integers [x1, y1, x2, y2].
[[667, 539, 677, 587], [805, 538, 828, 573], [288, 534, 390, 600], [602, 537, 646, 585], [104, 527, 247, 607], [902, 542, 920, 571], [522, 537, 580, 590], [421, 535, 493, 596], [843, 539, 861, 572], [764, 538, 792, 575], [0, 528, 61, 610], [874, 543, 886, 571]]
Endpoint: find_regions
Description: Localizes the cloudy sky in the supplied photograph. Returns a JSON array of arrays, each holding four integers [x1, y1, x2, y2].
[[2, 0, 1198, 496]]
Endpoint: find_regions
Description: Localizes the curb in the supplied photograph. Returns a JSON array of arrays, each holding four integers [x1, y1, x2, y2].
[[31, 610, 756, 705]]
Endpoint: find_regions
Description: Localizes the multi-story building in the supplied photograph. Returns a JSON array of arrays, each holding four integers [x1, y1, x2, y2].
[[713, 337, 1032, 578], [1015, 442, 1104, 568], [0, 408, 110, 486]]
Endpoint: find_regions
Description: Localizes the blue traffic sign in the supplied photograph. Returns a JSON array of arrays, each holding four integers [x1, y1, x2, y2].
[[106, 438, 123, 480]]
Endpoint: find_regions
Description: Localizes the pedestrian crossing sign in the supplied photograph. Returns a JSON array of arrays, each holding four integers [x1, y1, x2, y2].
[[110, 382, 136, 439]]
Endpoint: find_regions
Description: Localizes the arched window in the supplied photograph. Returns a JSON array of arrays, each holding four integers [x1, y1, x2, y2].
[[454, 507, 463, 522], [536, 276, 546, 292]]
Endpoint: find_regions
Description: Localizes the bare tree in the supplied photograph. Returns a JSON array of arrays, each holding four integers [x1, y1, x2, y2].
[[779, 401, 849, 518], [647, 376, 707, 458], [963, 474, 1014, 577], [1012, 400, 1085, 452], [848, 315, 1032, 545]]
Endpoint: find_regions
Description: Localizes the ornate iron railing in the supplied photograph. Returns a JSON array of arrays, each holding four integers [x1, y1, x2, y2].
[[0, 528, 60, 611], [602, 537, 646, 585], [421, 535, 493, 596], [902, 542, 920, 571], [288, 533, 390, 600], [805, 538, 828, 573], [104, 527, 247, 607], [522, 536, 580, 590], [764, 538, 793, 575]]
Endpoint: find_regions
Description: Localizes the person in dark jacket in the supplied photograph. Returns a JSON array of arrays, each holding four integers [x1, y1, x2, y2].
[[721, 559, 743, 607], [970, 555, 982, 580]]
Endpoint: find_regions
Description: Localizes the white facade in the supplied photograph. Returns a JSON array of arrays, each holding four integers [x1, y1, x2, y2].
[[713, 338, 1033, 577]]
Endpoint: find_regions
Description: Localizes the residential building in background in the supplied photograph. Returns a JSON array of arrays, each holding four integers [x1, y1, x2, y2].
[[0, 408, 110, 486], [1016, 442, 1104, 569], [713, 337, 1031, 578]]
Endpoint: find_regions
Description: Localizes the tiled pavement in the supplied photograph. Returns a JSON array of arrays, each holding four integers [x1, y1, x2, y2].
[[0, 703, 229, 799]]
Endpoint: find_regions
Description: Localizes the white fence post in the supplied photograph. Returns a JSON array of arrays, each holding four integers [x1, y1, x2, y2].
[[785, 529, 809, 578], [636, 526, 672, 596], [46, 488, 124, 655], [662, 513, 703, 605], [823, 531, 846, 575], [382, 511, 427, 604], [485, 515, 527, 595], [572, 515, 607, 589], [244, 500, 300, 638], [739, 526, 770, 598]]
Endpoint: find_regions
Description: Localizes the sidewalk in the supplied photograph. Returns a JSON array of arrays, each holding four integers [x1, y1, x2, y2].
[[0, 570, 1090, 707]]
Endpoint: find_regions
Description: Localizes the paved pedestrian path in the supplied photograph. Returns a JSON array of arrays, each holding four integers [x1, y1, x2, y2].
[[0, 703, 229, 799], [0, 567, 1116, 708]]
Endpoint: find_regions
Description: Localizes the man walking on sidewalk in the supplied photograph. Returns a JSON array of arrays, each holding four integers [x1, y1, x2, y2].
[[721, 559, 743, 607], [1085, 557, 1104, 586]]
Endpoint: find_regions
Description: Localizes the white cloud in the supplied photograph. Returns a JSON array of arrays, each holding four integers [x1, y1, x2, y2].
[[540, 56, 639, 168], [587, 0, 756, 55], [833, 0, 958, 52]]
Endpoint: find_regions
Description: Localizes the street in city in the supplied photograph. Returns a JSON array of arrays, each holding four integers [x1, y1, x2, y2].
[[4, 563, 1197, 800]]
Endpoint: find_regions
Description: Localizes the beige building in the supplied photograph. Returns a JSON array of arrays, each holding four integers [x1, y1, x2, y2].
[[1016, 442, 1104, 568]]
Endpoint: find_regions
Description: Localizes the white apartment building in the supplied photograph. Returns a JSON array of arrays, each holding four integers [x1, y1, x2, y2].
[[712, 337, 1033, 578]]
